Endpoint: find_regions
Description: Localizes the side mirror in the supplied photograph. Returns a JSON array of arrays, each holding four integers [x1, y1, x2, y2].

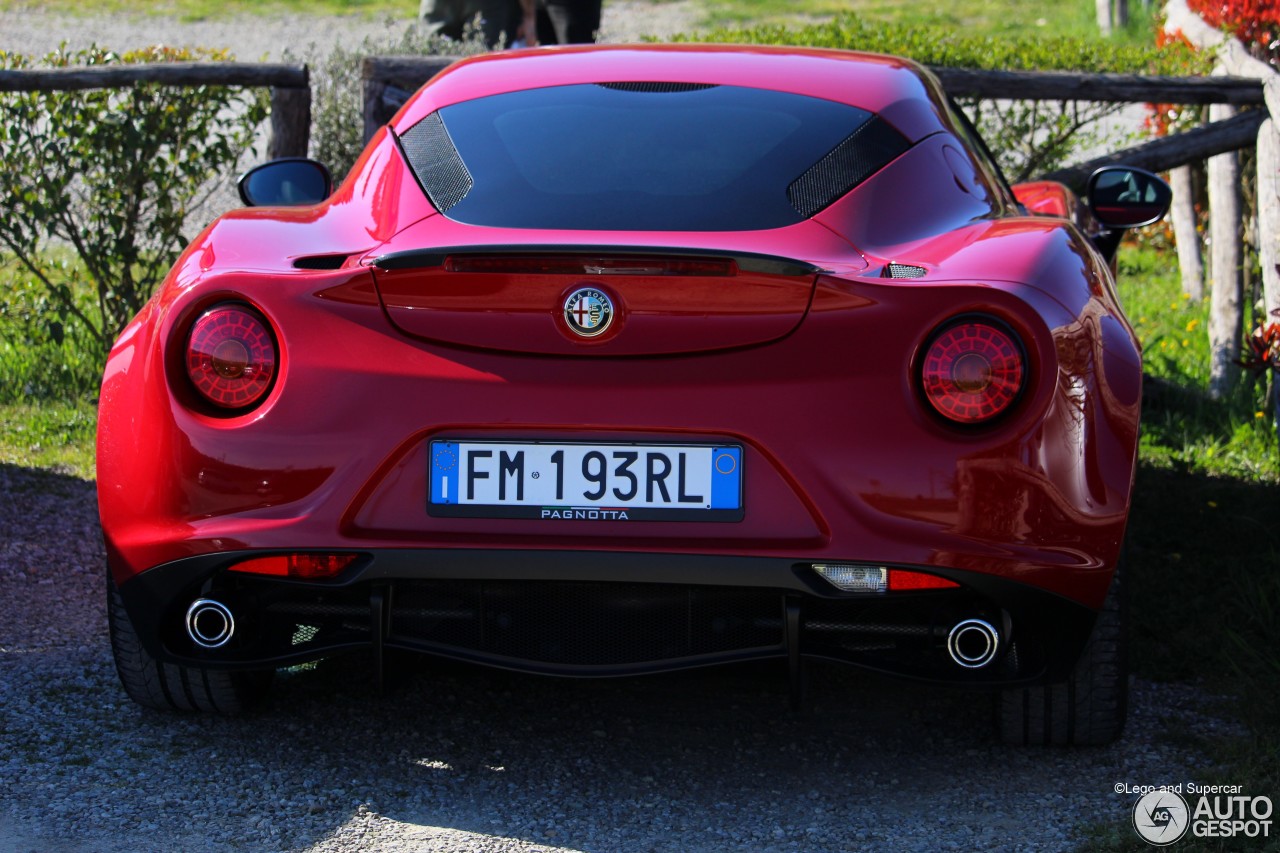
[[1087, 166, 1172, 230], [237, 158, 332, 207]]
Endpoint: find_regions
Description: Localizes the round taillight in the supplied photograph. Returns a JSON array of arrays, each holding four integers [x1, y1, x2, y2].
[[921, 320, 1025, 424], [185, 304, 277, 410]]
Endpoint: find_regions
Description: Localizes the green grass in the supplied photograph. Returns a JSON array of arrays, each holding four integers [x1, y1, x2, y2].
[[695, 0, 1161, 45], [0, 0, 409, 21], [0, 402, 97, 479], [0, 0, 1163, 45], [1117, 243, 1280, 482]]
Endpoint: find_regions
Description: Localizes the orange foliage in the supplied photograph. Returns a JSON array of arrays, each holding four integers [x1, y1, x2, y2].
[[1187, 0, 1280, 62]]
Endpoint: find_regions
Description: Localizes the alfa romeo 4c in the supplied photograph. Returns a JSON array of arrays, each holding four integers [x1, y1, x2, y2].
[[99, 45, 1171, 745]]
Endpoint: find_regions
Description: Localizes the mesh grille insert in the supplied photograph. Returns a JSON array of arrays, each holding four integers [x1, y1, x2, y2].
[[787, 117, 910, 219], [887, 263, 927, 279], [399, 112, 473, 212], [596, 82, 718, 93]]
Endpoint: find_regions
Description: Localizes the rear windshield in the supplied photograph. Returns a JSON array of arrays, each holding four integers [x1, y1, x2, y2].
[[398, 83, 908, 231]]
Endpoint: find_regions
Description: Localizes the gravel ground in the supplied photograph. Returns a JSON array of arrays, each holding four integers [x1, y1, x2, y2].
[[0, 5, 1245, 851], [0, 2, 702, 60], [0, 463, 1245, 852]]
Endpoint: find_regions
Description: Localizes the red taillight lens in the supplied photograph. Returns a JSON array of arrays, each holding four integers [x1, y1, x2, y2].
[[921, 320, 1025, 424], [229, 553, 358, 580], [185, 304, 277, 410]]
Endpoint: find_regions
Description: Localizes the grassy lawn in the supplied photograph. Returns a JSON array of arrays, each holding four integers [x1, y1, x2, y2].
[[695, 0, 1158, 43], [0, 402, 96, 480]]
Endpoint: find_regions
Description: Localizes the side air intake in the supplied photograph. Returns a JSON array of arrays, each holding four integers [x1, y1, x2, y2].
[[787, 117, 910, 219], [398, 112, 473, 213]]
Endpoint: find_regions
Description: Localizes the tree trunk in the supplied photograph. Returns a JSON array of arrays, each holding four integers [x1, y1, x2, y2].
[[1115, 0, 1129, 28], [1096, 0, 1113, 37], [1207, 101, 1243, 399], [1170, 165, 1205, 300]]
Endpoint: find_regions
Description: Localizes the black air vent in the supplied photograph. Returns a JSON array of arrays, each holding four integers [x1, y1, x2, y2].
[[398, 112, 474, 213], [787, 117, 910, 219], [596, 82, 719, 93], [293, 254, 348, 271]]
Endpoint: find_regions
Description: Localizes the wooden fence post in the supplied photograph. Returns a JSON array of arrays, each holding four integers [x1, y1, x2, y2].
[[1261, 78, 1280, 332], [1169, 165, 1205, 300], [269, 81, 311, 160], [361, 56, 456, 144], [1207, 100, 1243, 399]]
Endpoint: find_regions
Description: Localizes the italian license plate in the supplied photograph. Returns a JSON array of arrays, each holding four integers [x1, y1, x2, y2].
[[428, 440, 743, 521]]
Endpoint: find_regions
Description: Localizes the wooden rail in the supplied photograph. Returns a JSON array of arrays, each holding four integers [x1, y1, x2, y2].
[[1042, 109, 1267, 191], [930, 67, 1264, 105], [0, 62, 311, 159]]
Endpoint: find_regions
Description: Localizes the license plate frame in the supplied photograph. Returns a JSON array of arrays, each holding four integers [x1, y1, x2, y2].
[[427, 440, 744, 522]]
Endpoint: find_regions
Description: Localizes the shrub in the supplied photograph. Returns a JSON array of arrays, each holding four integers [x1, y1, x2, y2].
[[0, 45, 268, 367], [301, 22, 488, 181]]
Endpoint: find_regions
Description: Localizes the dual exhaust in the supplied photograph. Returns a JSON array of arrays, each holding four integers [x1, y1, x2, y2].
[[185, 599, 235, 649], [946, 618, 1000, 669], [183, 596, 1000, 668]]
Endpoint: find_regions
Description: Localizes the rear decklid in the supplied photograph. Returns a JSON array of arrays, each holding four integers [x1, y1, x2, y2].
[[367, 221, 863, 356]]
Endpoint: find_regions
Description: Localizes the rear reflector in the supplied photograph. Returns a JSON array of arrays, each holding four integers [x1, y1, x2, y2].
[[443, 254, 737, 277], [814, 564, 960, 593], [887, 569, 961, 591], [229, 553, 358, 580]]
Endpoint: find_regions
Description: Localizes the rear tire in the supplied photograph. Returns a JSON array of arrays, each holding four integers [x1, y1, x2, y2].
[[996, 561, 1127, 746], [107, 574, 272, 714]]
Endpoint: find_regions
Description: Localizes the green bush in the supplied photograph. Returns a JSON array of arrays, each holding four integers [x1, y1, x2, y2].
[[0, 45, 268, 368], [0, 259, 101, 402], [683, 16, 1211, 181], [681, 15, 1204, 73], [301, 23, 487, 182]]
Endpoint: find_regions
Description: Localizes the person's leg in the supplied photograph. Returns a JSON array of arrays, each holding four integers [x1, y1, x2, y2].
[[543, 0, 601, 43]]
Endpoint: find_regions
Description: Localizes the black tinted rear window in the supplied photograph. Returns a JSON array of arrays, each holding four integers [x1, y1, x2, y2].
[[399, 83, 906, 231]]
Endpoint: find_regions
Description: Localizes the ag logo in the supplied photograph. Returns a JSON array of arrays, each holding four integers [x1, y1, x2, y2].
[[1132, 790, 1190, 846], [563, 288, 614, 337]]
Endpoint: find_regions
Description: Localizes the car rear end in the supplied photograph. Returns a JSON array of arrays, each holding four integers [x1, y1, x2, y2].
[[99, 47, 1137, 742]]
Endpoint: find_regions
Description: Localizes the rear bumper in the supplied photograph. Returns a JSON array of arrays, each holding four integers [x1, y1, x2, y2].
[[117, 548, 1099, 687]]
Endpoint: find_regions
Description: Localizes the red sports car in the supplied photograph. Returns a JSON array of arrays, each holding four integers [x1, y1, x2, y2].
[[99, 44, 1170, 745]]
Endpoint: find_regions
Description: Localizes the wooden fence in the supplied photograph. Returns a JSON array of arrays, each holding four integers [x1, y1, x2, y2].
[[0, 55, 1264, 193], [0, 62, 312, 160]]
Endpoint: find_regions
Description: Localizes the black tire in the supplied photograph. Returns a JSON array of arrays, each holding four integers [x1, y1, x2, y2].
[[107, 574, 272, 714], [996, 561, 1127, 746]]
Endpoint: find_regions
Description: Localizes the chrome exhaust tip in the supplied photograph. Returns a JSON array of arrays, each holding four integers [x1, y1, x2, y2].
[[946, 618, 1000, 669], [185, 599, 235, 649]]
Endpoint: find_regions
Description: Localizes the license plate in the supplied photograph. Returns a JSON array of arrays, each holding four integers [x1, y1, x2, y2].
[[428, 440, 743, 521]]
